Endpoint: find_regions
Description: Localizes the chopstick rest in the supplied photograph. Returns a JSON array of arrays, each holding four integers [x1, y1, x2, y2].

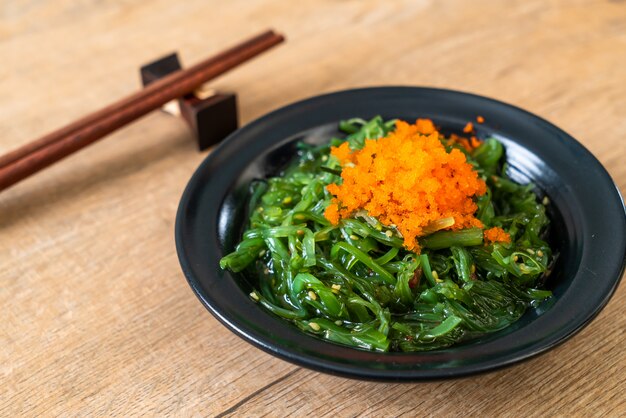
[[140, 53, 239, 151]]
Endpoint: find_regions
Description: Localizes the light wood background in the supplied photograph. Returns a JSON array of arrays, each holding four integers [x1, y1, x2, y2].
[[1, 0, 625, 416]]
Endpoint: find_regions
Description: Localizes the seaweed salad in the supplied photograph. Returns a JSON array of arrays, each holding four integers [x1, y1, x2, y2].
[[220, 117, 553, 352]]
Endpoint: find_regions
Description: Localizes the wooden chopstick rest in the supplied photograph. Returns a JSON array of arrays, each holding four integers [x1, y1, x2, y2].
[[140, 53, 239, 151]]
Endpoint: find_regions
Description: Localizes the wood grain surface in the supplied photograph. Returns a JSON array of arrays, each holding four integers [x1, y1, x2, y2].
[[1, 0, 625, 416]]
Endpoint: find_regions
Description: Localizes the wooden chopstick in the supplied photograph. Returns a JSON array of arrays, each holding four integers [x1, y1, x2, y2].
[[0, 29, 284, 192]]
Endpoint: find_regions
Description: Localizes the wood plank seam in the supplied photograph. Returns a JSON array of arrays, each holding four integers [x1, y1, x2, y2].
[[214, 368, 302, 417]]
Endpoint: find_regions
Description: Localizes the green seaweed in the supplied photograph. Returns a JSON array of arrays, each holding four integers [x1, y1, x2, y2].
[[220, 117, 553, 352]]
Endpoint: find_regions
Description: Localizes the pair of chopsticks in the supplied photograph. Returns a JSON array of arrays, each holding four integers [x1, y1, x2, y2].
[[0, 30, 285, 192]]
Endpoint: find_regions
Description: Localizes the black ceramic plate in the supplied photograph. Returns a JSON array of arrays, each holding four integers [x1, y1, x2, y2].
[[176, 87, 626, 381]]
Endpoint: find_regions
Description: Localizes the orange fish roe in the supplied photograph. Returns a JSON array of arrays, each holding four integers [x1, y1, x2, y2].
[[414, 118, 436, 134], [446, 133, 482, 152], [324, 198, 340, 225], [463, 122, 474, 133], [324, 119, 487, 251], [476, 115, 485, 124], [484, 227, 511, 244]]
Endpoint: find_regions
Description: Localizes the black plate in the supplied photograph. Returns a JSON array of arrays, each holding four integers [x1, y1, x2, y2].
[[175, 87, 626, 381]]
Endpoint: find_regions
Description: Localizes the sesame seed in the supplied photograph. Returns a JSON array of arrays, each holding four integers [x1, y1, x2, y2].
[[527, 249, 535, 255], [335, 320, 343, 326], [321, 155, 328, 162], [308, 291, 317, 300], [249, 292, 259, 301], [309, 322, 320, 331], [537, 250, 544, 257], [349, 234, 359, 240], [432, 270, 440, 281], [542, 196, 550, 205], [470, 264, 476, 274], [297, 229, 304, 235], [513, 255, 519, 262], [263, 268, 269, 274], [257, 207, 264, 212], [283, 196, 292, 204], [385, 230, 393, 238], [331, 284, 341, 290], [258, 250, 266, 257]]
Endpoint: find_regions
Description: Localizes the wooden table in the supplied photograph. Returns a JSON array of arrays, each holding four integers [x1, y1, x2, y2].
[[2, 1, 625, 416]]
